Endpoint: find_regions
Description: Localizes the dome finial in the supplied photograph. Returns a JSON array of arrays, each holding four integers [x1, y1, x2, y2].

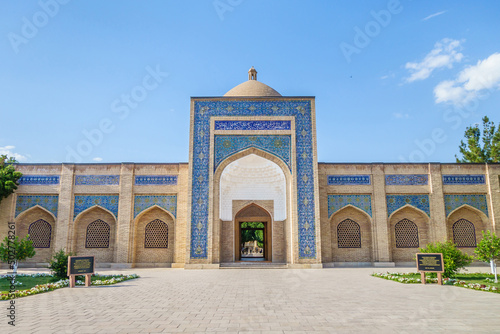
[[248, 66, 257, 81]]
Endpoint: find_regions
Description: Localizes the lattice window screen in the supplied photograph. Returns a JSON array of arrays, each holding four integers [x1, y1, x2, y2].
[[337, 219, 361, 248], [85, 219, 110, 248], [453, 219, 476, 247], [395, 219, 419, 248], [28, 220, 52, 248], [145, 219, 168, 248]]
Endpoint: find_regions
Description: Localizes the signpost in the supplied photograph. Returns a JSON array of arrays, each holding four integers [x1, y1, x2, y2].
[[416, 253, 444, 285], [67, 256, 95, 288]]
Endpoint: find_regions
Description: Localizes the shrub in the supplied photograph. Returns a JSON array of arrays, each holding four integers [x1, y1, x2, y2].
[[419, 241, 473, 278], [48, 249, 74, 280], [0, 235, 36, 274]]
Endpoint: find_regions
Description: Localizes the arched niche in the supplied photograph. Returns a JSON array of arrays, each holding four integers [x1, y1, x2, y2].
[[389, 205, 429, 262], [447, 205, 489, 256]]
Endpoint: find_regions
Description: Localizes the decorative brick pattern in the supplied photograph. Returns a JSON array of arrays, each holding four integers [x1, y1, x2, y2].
[[214, 120, 291, 131], [190, 100, 317, 259], [75, 175, 120, 185], [28, 219, 52, 248], [135, 175, 177, 185], [337, 219, 361, 248], [134, 195, 177, 218], [15, 195, 59, 218], [386, 195, 430, 217], [328, 195, 372, 217], [327, 175, 370, 185], [452, 219, 477, 247], [385, 175, 428, 185], [19, 175, 60, 185], [444, 194, 488, 217], [394, 219, 419, 248], [74, 195, 119, 219], [145, 219, 168, 248], [214, 135, 291, 171], [85, 219, 110, 248], [442, 175, 485, 185]]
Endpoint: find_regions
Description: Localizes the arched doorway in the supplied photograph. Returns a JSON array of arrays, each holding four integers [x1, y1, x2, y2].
[[235, 204, 273, 261]]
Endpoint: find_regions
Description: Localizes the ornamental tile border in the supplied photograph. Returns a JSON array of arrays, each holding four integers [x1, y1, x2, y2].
[[214, 135, 292, 171], [327, 175, 370, 185], [73, 195, 119, 219], [190, 100, 316, 259], [442, 175, 485, 185], [134, 195, 177, 218], [386, 194, 430, 217], [15, 195, 59, 218], [18, 175, 60, 185], [385, 174, 428, 186], [214, 120, 291, 131], [135, 175, 178, 185], [328, 195, 372, 218], [444, 194, 488, 217], [75, 175, 120, 185]]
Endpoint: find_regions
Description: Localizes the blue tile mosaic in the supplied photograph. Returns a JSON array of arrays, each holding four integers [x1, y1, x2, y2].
[[385, 175, 428, 186], [327, 175, 370, 185], [18, 175, 60, 185], [74, 195, 119, 219], [214, 120, 291, 131], [386, 195, 430, 217], [134, 195, 177, 218], [75, 175, 120, 185], [15, 195, 59, 218], [190, 100, 317, 259], [328, 195, 372, 217], [135, 175, 177, 185], [214, 135, 291, 171], [442, 175, 485, 185], [444, 194, 488, 217]]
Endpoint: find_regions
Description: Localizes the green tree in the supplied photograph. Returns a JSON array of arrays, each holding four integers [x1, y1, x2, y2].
[[456, 116, 500, 163], [48, 249, 74, 280], [0, 235, 36, 274], [474, 230, 500, 283], [419, 241, 473, 278], [0, 155, 22, 203]]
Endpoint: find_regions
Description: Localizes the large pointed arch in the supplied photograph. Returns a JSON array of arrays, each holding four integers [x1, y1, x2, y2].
[[447, 205, 489, 256], [15, 205, 56, 222]]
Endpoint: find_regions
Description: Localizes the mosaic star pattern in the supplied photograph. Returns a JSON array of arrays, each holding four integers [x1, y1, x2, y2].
[[19, 175, 60, 185], [386, 195, 430, 217], [75, 175, 120, 185], [444, 194, 488, 217], [191, 100, 317, 259], [134, 195, 177, 218], [74, 195, 119, 219], [214, 120, 291, 131], [15, 195, 59, 218], [385, 175, 428, 186], [328, 195, 372, 217], [214, 135, 292, 171]]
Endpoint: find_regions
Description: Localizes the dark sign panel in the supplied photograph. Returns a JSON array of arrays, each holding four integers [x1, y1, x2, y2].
[[68, 256, 95, 276], [416, 253, 444, 272]]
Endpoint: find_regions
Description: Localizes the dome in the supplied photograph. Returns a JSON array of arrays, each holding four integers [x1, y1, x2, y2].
[[223, 67, 281, 97]]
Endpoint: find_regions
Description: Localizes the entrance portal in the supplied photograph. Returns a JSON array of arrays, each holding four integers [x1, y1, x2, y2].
[[240, 222, 266, 261]]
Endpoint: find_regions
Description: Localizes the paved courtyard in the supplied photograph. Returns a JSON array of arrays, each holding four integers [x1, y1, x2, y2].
[[1, 267, 499, 333]]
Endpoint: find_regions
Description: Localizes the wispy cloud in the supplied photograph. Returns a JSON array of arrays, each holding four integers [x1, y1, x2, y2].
[[393, 112, 409, 119], [0, 145, 28, 161], [422, 11, 447, 21], [405, 38, 464, 83], [434, 52, 500, 106], [92, 157, 103, 162]]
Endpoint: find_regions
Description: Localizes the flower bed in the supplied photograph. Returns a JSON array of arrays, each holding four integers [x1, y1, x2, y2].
[[0, 273, 139, 300], [372, 272, 499, 294]]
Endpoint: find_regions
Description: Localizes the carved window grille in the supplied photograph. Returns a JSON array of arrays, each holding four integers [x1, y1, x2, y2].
[[395, 219, 419, 248], [337, 219, 361, 248], [453, 219, 476, 247], [28, 220, 52, 248], [145, 219, 168, 248], [85, 219, 110, 248]]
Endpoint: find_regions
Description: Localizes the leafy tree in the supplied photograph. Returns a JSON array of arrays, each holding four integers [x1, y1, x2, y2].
[[456, 116, 500, 163], [419, 241, 473, 278], [0, 235, 36, 274], [0, 155, 22, 203], [48, 249, 74, 280], [475, 230, 500, 283]]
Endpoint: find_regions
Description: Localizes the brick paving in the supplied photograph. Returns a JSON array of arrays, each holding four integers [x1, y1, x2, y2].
[[1, 267, 499, 333]]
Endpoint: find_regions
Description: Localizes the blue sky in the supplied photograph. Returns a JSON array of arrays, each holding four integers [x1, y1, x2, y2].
[[1, 0, 499, 163]]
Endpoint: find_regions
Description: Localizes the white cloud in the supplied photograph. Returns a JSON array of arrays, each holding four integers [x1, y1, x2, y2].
[[0, 146, 28, 161], [422, 11, 447, 21], [92, 157, 103, 162], [434, 53, 500, 105], [393, 112, 409, 119], [405, 38, 464, 82]]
